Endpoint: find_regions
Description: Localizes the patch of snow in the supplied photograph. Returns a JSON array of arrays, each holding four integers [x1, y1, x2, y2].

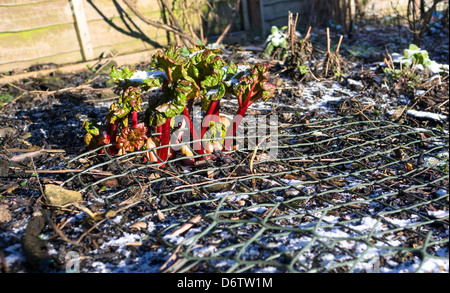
[[427, 210, 449, 219], [126, 70, 167, 83], [407, 109, 447, 122]]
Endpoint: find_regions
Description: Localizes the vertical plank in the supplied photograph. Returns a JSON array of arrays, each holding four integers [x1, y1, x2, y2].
[[259, 0, 266, 37], [70, 0, 94, 61], [241, 0, 251, 32]]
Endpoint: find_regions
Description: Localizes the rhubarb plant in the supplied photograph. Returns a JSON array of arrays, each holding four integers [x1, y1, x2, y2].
[[83, 44, 276, 167], [83, 86, 144, 155], [223, 63, 276, 149]]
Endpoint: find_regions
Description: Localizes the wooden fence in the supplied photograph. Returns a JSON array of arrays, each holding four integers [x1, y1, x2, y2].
[[0, 0, 243, 73], [0, 0, 443, 73]]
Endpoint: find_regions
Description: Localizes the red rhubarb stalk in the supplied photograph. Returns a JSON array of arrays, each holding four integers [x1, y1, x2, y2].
[[106, 122, 119, 155], [158, 118, 172, 164], [187, 98, 194, 113], [201, 99, 219, 138], [224, 105, 248, 150], [212, 100, 220, 123], [131, 110, 138, 128], [156, 125, 163, 140]]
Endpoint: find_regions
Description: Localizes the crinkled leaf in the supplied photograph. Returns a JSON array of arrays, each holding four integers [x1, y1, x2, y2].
[[152, 45, 186, 82], [143, 76, 163, 89], [146, 83, 187, 126], [205, 82, 226, 101], [230, 63, 275, 105], [260, 81, 276, 101], [225, 61, 238, 76], [185, 47, 226, 88], [119, 88, 142, 112], [109, 66, 135, 82], [116, 123, 148, 154], [113, 107, 131, 119]]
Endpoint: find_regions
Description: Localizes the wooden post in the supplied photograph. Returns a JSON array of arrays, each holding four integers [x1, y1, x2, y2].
[[241, 0, 251, 33], [259, 0, 266, 37], [70, 0, 94, 61]]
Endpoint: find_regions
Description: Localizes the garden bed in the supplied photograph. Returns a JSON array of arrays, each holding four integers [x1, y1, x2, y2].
[[0, 24, 448, 273]]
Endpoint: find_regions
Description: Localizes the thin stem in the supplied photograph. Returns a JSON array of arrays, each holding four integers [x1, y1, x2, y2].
[[158, 118, 172, 164], [237, 92, 243, 107], [224, 105, 248, 150]]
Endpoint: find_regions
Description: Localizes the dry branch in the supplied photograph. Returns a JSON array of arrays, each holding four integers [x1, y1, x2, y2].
[[122, 0, 198, 46]]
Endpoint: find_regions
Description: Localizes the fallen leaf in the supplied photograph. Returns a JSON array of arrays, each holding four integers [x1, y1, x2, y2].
[[104, 210, 117, 219], [405, 163, 413, 171], [129, 221, 147, 230], [0, 205, 12, 223], [390, 105, 407, 121], [125, 242, 142, 246], [44, 184, 83, 206]]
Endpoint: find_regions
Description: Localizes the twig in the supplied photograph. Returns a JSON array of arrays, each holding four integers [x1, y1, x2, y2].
[[170, 215, 202, 237], [303, 26, 312, 41], [74, 218, 108, 245], [71, 202, 99, 219], [1, 82, 103, 114], [17, 168, 114, 176], [9, 149, 47, 163], [74, 200, 140, 245], [336, 35, 343, 54], [122, 0, 197, 46], [326, 27, 331, 54], [30, 157, 46, 203], [137, 163, 206, 197], [42, 210, 80, 246], [181, 0, 202, 44], [158, 244, 184, 273], [215, 0, 241, 45]]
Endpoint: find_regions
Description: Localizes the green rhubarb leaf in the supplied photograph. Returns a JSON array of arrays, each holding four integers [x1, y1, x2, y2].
[[143, 76, 163, 89], [83, 120, 100, 136], [408, 44, 420, 51], [205, 82, 226, 101], [226, 61, 238, 76], [146, 82, 187, 126], [270, 26, 279, 35], [109, 66, 135, 82], [152, 45, 186, 82], [120, 88, 142, 112]]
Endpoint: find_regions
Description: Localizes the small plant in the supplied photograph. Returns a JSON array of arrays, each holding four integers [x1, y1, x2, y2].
[[83, 45, 276, 167], [263, 26, 289, 60], [383, 44, 448, 94], [383, 56, 421, 94], [400, 44, 449, 74], [283, 14, 313, 80], [264, 13, 314, 81], [319, 28, 346, 80], [0, 93, 14, 107]]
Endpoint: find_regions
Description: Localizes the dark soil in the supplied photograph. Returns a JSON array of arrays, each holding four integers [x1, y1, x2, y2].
[[0, 24, 448, 273]]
